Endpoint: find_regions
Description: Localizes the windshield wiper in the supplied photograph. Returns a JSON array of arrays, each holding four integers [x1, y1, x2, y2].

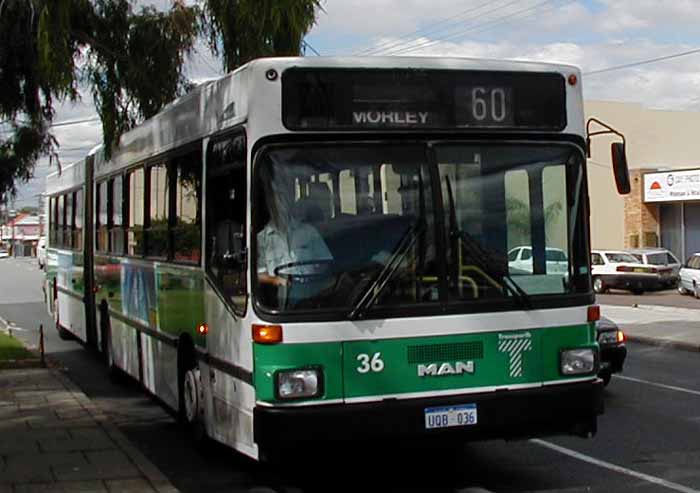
[[348, 219, 426, 320], [444, 175, 531, 309], [454, 228, 532, 309]]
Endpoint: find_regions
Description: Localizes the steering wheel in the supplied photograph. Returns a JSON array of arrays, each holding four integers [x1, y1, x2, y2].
[[273, 259, 335, 281]]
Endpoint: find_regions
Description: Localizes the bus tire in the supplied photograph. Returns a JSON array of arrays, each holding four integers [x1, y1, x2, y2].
[[178, 341, 209, 448]]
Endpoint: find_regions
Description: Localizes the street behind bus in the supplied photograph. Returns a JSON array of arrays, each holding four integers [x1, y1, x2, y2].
[[2, 256, 700, 493]]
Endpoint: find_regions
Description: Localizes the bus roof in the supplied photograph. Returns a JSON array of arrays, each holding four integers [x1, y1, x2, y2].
[[48, 56, 583, 186]]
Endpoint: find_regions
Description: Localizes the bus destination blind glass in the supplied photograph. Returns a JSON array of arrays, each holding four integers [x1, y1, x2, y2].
[[282, 69, 566, 131]]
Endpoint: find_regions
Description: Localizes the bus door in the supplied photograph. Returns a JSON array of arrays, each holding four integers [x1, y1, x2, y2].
[[203, 133, 249, 437]]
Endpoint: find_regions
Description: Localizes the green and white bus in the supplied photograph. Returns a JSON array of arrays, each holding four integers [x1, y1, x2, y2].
[[44, 56, 630, 460]]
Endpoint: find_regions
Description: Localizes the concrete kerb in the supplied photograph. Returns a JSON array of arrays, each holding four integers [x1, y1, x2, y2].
[[630, 303, 700, 314], [50, 368, 179, 493], [602, 303, 700, 353], [625, 334, 700, 353]]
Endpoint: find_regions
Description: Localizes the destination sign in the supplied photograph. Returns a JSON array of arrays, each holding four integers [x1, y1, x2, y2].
[[282, 68, 566, 131]]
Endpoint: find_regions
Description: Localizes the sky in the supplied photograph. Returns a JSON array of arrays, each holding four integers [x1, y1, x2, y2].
[[10, 0, 700, 208]]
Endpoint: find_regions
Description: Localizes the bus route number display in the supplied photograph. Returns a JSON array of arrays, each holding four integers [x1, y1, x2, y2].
[[282, 68, 566, 131], [459, 86, 514, 126]]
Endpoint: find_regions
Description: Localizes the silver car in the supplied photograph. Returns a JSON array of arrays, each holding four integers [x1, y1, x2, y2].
[[627, 248, 681, 289]]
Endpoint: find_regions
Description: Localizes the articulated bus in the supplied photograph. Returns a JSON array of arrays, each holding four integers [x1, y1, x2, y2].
[[44, 57, 630, 460]]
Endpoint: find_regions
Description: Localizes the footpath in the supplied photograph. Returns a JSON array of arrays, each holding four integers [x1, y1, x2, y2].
[[600, 303, 700, 352], [0, 367, 177, 493]]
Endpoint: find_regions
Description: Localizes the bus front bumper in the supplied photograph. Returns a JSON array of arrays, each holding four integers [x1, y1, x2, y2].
[[254, 379, 604, 446]]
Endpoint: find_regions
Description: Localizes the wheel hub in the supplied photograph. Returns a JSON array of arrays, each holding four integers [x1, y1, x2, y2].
[[183, 369, 201, 423]]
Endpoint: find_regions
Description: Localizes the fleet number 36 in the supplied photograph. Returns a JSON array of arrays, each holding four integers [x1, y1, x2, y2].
[[356, 352, 385, 373]]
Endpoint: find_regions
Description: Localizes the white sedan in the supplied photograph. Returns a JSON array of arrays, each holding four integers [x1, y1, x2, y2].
[[508, 246, 568, 274], [591, 250, 663, 294], [678, 253, 700, 298]]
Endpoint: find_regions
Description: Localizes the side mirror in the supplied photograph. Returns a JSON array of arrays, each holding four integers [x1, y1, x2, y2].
[[611, 142, 630, 195], [587, 118, 630, 196]]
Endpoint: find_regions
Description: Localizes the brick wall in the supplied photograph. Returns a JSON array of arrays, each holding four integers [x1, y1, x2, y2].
[[624, 169, 660, 248]]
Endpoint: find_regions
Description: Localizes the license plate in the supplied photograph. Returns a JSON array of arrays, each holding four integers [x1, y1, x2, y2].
[[424, 404, 477, 429], [634, 268, 645, 273]]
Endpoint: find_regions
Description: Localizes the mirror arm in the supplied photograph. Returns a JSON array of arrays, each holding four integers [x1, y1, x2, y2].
[[586, 117, 626, 157]]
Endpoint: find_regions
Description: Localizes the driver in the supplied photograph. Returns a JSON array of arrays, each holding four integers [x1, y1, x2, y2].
[[257, 192, 333, 308]]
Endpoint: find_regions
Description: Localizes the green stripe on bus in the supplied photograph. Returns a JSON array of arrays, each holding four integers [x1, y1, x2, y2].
[[254, 324, 594, 404]]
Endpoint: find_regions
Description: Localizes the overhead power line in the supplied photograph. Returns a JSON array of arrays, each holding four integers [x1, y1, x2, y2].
[[584, 47, 700, 76], [0, 116, 101, 135], [302, 40, 322, 56], [50, 117, 101, 128], [383, 0, 558, 56], [354, 0, 516, 56]]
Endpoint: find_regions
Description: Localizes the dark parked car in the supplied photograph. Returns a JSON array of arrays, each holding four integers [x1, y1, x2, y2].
[[596, 316, 627, 386]]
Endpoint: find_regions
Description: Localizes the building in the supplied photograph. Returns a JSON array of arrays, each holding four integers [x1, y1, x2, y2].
[[0, 213, 42, 256], [585, 100, 700, 262]]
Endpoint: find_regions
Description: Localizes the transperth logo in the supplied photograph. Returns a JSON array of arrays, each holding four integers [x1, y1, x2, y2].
[[497, 332, 532, 378]]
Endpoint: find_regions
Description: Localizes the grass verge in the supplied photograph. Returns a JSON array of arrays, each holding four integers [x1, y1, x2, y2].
[[0, 331, 34, 361]]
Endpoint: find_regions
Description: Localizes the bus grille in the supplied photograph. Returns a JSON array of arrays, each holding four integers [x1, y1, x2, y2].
[[407, 342, 484, 364]]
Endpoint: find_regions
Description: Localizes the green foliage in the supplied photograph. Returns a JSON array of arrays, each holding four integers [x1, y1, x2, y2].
[[0, 0, 61, 201], [87, 0, 199, 155], [202, 0, 322, 71], [0, 0, 323, 199]]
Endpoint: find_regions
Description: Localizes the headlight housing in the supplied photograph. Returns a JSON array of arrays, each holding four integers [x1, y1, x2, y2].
[[560, 348, 597, 375], [598, 331, 617, 345], [275, 368, 323, 400]]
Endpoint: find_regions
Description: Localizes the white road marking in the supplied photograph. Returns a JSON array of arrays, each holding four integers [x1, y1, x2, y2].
[[532, 439, 700, 493], [616, 375, 700, 397]]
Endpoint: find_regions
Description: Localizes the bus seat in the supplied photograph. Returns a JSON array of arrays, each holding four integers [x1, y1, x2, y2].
[[307, 182, 332, 221], [295, 198, 325, 224]]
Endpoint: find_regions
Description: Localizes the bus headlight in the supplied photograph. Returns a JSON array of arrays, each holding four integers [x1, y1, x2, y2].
[[560, 348, 597, 375], [276, 368, 322, 400]]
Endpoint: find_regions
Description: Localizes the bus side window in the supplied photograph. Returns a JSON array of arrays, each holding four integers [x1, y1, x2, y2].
[[127, 168, 145, 256], [146, 163, 169, 259], [173, 152, 202, 264], [57, 195, 64, 248], [205, 134, 247, 312], [111, 175, 125, 255], [65, 192, 73, 250], [74, 189, 83, 249]]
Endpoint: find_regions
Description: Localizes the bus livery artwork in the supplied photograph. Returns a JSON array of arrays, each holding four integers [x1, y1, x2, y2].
[[43, 57, 628, 462]]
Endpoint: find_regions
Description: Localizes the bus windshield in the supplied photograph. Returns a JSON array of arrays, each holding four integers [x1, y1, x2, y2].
[[253, 142, 587, 316]]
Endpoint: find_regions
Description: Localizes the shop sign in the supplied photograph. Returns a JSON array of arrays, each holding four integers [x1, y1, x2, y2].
[[644, 169, 700, 203]]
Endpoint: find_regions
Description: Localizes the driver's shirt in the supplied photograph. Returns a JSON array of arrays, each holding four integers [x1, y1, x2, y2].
[[257, 220, 332, 307]]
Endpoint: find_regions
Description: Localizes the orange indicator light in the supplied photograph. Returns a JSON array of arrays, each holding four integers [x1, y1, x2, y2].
[[197, 323, 209, 335], [253, 324, 283, 344], [617, 330, 625, 343], [588, 305, 600, 322]]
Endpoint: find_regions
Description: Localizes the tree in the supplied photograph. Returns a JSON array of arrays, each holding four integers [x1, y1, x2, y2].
[[202, 0, 322, 72], [0, 0, 323, 201], [0, 0, 198, 199]]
